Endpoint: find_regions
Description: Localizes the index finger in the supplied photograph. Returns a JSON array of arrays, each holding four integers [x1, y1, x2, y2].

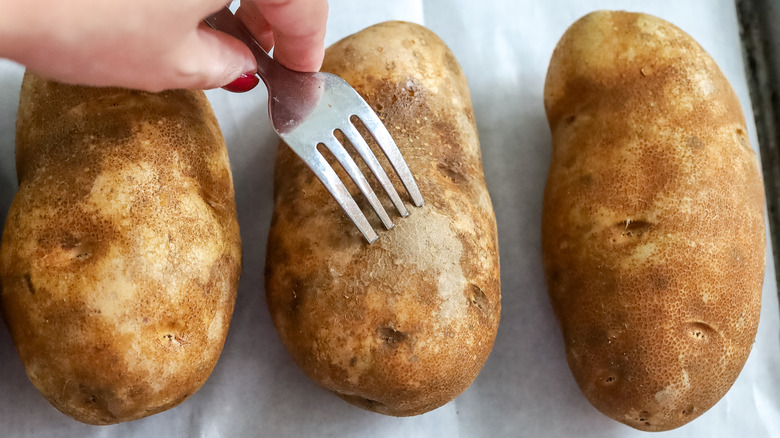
[[238, 0, 328, 72]]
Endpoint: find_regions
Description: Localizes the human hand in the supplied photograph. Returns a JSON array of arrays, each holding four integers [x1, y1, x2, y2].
[[0, 0, 328, 92]]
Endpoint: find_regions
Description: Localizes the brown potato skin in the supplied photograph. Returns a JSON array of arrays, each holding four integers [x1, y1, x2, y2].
[[0, 72, 242, 425], [542, 11, 765, 431], [265, 21, 500, 416]]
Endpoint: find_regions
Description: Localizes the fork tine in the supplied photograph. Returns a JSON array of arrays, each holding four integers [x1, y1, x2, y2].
[[322, 135, 394, 229], [356, 111, 425, 207], [341, 123, 409, 217], [307, 150, 379, 243]]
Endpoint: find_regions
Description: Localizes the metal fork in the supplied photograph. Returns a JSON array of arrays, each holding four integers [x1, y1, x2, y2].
[[204, 7, 424, 243]]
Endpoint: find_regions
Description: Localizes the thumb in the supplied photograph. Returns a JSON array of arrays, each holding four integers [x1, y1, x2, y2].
[[171, 25, 257, 90]]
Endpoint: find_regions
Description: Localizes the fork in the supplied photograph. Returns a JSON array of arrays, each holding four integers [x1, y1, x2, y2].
[[204, 6, 424, 243]]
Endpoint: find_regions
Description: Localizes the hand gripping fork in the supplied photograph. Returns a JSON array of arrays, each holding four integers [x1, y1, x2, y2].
[[205, 6, 424, 242]]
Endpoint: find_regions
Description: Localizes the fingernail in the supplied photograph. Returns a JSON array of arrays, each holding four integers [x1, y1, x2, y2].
[[222, 72, 259, 93]]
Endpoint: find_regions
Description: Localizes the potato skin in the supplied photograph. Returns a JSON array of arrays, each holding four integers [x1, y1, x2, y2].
[[265, 21, 500, 416], [542, 11, 765, 431], [0, 72, 241, 425]]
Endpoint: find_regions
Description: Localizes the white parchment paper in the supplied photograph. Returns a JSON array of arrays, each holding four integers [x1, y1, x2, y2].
[[0, 1, 778, 436]]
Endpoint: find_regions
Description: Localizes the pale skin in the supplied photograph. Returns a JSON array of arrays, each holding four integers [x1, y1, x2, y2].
[[0, 0, 328, 92]]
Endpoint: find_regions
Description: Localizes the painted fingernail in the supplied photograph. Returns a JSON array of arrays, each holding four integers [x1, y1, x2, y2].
[[222, 72, 259, 93]]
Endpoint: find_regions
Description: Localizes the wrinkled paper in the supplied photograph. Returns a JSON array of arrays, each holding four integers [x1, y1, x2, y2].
[[0, 0, 778, 436]]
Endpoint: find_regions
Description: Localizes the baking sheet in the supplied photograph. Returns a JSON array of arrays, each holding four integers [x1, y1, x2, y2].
[[737, 0, 780, 302], [1, 0, 778, 436]]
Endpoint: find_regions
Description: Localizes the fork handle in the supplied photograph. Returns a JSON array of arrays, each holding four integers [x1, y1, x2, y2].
[[204, 6, 289, 82]]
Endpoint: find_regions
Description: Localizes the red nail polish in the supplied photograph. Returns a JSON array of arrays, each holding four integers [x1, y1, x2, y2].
[[222, 72, 259, 93]]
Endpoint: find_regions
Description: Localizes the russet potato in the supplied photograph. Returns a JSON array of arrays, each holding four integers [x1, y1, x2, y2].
[[542, 11, 766, 431], [265, 21, 501, 416], [0, 72, 242, 424]]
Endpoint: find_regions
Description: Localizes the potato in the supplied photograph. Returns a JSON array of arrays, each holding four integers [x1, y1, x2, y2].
[[542, 11, 766, 431], [0, 72, 242, 425], [265, 21, 500, 416]]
